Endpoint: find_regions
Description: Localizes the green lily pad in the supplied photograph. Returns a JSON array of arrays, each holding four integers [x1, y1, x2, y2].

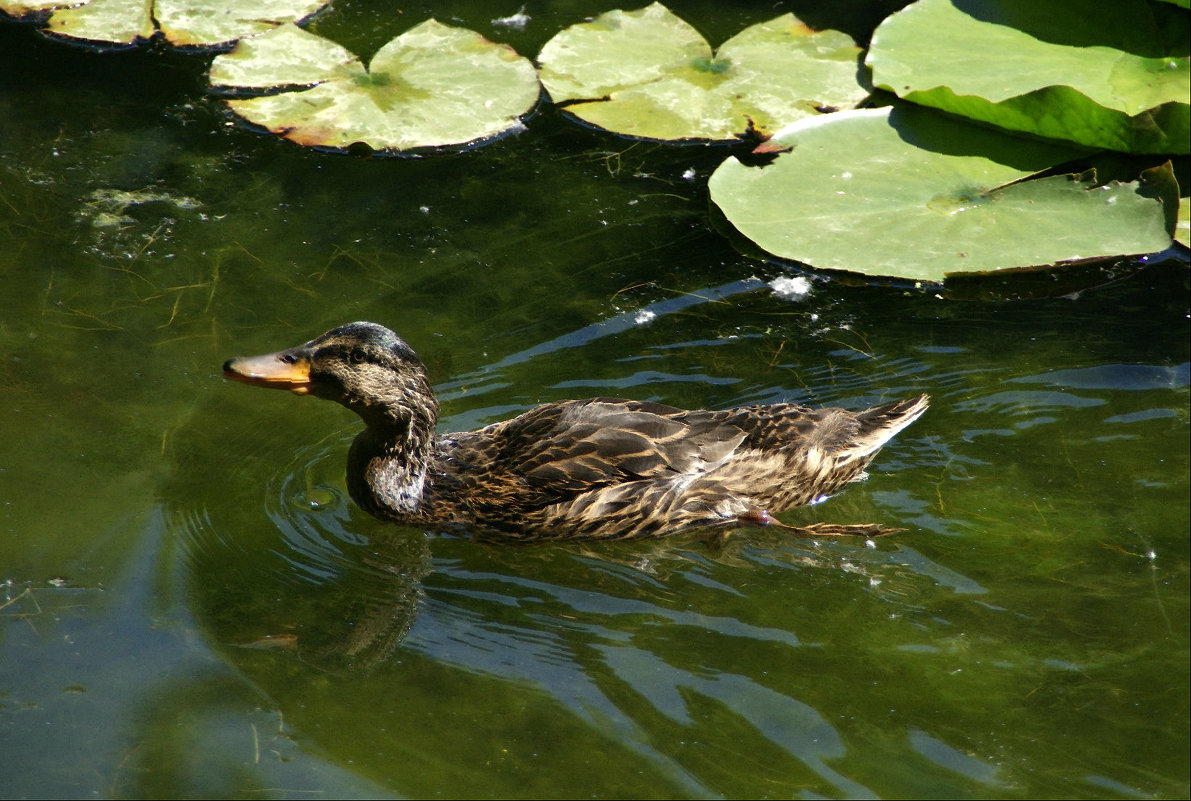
[[866, 0, 1190, 154], [209, 21, 541, 153], [0, 0, 66, 14], [707, 106, 1172, 282], [537, 3, 867, 142], [0, 0, 328, 49], [1177, 202, 1190, 248]]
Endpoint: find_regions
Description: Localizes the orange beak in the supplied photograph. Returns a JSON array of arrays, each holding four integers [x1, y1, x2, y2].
[[223, 351, 313, 395]]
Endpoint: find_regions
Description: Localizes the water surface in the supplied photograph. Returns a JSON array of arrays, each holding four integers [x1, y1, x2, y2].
[[1, 3, 1188, 798]]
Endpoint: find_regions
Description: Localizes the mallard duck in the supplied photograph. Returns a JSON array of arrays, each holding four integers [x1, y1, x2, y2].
[[224, 322, 928, 541]]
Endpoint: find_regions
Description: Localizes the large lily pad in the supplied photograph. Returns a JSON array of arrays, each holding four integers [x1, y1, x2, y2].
[[0, 0, 328, 49], [209, 21, 541, 153], [707, 106, 1173, 282], [866, 0, 1191, 154], [537, 3, 867, 142]]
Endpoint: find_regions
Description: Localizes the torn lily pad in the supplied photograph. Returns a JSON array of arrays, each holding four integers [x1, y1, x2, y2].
[[537, 2, 867, 142], [0, 0, 328, 49], [209, 21, 541, 153], [867, 0, 1190, 154], [708, 106, 1172, 282]]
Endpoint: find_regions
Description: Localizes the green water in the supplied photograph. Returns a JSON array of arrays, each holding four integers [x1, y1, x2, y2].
[[1, 3, 1188, 798]]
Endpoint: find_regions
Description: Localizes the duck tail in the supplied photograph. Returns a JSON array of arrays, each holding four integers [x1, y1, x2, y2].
[[850, 393, 930, 459]]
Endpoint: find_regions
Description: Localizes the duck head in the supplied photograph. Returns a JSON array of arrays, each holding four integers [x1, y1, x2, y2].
[[223, 321, 439, 432]]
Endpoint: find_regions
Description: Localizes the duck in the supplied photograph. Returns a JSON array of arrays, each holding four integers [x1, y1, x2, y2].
[[223, 321, 929, 541]]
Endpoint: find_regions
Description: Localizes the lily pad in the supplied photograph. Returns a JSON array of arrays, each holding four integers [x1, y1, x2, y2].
[[866, 0, 1191, 154], [537, 3, 867, 142], [0, 0, 328, 49], [707, 106, 1172, 282], [1175, 173, 1191, 248], [209, 21, 541, 153]]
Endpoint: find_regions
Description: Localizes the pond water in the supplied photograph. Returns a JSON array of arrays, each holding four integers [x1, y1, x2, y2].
[[1, 2, 1188, 798]]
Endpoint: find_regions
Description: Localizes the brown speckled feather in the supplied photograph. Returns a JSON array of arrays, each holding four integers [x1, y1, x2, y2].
[[423, 395, 929, 539], [224, 322, 929, 541]]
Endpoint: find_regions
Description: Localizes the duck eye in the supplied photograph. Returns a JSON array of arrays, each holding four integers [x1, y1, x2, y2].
[[349, 348, 367, 365]]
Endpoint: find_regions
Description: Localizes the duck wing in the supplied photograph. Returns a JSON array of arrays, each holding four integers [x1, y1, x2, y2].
[[426, 398, 754, 537], [494, 397, 746, 491], [430, 394, 928, 538]]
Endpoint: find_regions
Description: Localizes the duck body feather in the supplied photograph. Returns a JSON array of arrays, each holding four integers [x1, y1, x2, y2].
[[225, 322, 928, 541]]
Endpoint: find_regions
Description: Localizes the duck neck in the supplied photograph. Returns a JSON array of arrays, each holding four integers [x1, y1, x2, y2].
[[346, 391, 439, 520]]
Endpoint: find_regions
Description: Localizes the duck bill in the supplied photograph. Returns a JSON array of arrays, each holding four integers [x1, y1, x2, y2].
[[223, 350, 313, 395]]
